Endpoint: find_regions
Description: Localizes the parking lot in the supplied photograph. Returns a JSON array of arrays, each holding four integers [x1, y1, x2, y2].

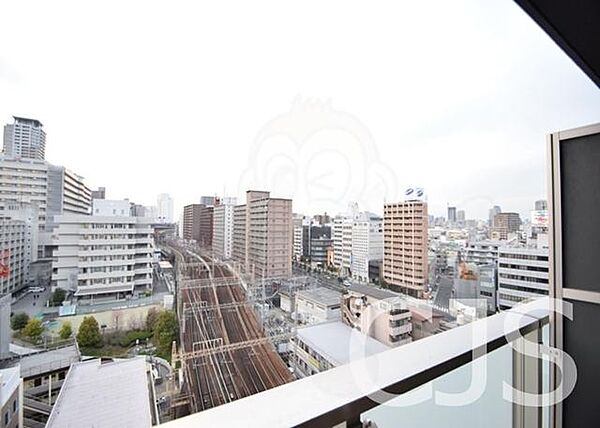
[[11, 286, 53, 318]]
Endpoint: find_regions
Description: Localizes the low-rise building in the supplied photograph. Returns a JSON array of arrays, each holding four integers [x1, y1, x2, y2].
[[46, 357, 156, 428], [0, 366, 22, 428], [497, 246, 549, 310], [295, 288, 341, 325], [342, 284, 412, 347], [291, 321, 390, 378]]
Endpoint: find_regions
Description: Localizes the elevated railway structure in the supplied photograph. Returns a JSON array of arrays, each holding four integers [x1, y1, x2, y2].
[[165, 241, 293, 414]]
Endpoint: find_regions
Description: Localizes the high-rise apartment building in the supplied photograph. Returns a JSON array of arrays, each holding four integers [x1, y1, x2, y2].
[[243, 190, 292, 278], [212, 198, 236, 260], [351, 213, 383, 282], [232, 204, 247, 266], [0, 156, 48, 228], [457, 210, 466, 223], [488, 205, 502, 226], [0, 218, 27, 295], [447, 206, 457, 223], [497, 246, 549, 310], [183, 204, 202, 242], [292, 215, 304, 261], [3, 116, 46, 160], [51, 209, 154, 301], [491, 212, 521, 240], [332, 216, 345, 269], [383, 200, 429, 297], [156, 193, 174, 223], [47, 164, 91, 224], [0, 157, 91, 238]]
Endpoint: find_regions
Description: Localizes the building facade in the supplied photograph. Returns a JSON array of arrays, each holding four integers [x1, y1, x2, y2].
[[0, 366, 23, 428], [51, 213, 154, 302], [3, 116, 46, 160], [156, 193, 174, 224], [212, 201, 235, 260], [0, 156, 48, 229], [491, 212, 521, 240], [383, 200, 429, 297], [351, 213, 383, 282], [497, 246, 549, 310], [232, 204, 247, 267], [464, 240, 503, 266], [245, 191, 292, 278], [182, 204, 202, 242], [342, 284, 412, 347]]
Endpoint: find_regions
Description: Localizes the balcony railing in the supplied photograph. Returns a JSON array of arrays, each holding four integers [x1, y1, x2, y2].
[[161, 298, 550, 428]]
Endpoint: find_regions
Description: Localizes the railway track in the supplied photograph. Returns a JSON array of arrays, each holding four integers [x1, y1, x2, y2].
[[166, 242, 293, 414]]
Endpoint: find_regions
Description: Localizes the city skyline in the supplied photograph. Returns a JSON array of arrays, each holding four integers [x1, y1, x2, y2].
[[1, 1, 599, 221]]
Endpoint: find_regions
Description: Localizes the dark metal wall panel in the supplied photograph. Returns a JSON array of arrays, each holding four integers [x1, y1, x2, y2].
[[514, 0, 600, 88], [559, 133, 600, 291], [562, 299, 600, 425]]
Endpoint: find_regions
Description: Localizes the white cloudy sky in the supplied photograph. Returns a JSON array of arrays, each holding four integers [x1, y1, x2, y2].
[[1, 0, 599, 220]]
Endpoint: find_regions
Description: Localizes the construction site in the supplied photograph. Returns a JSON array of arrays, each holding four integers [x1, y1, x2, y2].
[[164, 241, 300, 416]]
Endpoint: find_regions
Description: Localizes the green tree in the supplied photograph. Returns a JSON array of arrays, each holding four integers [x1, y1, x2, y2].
[[10, 312, 29, 331], [59, 322, 73, 339], [153, 310, 178, 360], [146, 307, 160, 332], [51, 288, 66, 306], [22, 319, 44, 341], [76, 316, 102, 348]]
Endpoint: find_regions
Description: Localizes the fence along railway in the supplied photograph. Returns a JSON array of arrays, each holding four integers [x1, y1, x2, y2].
[[166, 242, 293, 414]]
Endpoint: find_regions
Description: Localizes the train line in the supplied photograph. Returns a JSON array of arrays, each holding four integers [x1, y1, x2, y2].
[[166, 242, 293, 414]]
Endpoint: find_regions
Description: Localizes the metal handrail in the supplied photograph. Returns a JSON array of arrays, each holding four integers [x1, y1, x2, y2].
[[161, 298, 549, 428]]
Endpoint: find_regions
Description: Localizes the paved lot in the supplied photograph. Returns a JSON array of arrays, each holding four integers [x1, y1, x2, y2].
[[11, 286, 52, 318]]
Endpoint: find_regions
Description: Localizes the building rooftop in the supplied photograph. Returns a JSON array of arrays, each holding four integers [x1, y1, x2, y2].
[[347, 283, 399, 301], [1, 344, 80, 379], [296, 287, 341, 307], [296, 321, 390, 366], [0, 366, 20, 408], [46, 357, 153, 428]]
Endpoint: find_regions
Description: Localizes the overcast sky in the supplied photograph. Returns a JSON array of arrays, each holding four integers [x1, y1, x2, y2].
[[1, 0, 599, 221]]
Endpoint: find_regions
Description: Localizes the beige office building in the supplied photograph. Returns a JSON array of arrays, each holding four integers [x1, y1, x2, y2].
[[383, 200, 429, 297]]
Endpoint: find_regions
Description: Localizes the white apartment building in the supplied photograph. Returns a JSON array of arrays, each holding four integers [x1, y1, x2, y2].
[[0, 156, 48, 228], [156, 193, 174, 223], [46, 164, 91, 227], [232, 204, 247, 267], [291, 321, 390, 378], [3, 116, 46, 160], [464, 240, 505, 265], [351, 213, 383, 282], [497, 246, 549, 310], [0, 203, 39, 294], [212, 201, 235, 260], [332, 216, 344, 268], [0, 219, 26, 295], [342, 284, 412, 347], [51, 212, 154, 302], [293, 218, 303, 261]]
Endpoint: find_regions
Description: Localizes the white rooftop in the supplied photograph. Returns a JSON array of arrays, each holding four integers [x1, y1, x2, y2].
[[46, 357, 153, 428], [296, 287, 341, 307], [0, 366, 20, 408], [296, 321, 389, 366]]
